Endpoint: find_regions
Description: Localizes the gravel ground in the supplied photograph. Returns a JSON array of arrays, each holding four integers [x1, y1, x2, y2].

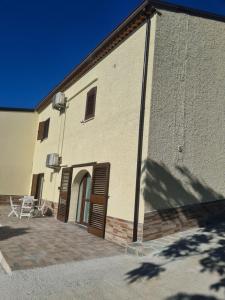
[[1, 225, 225, 300], [0, 250, 223, 299]]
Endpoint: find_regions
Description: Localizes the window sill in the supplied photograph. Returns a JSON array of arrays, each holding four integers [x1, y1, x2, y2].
[[81, 117, 95, 124], [40, 137, 48, 142]]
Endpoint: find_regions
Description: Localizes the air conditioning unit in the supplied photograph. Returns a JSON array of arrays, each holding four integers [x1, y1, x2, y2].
[[52, 92, 66, 110], [46, 153, 60, 168]]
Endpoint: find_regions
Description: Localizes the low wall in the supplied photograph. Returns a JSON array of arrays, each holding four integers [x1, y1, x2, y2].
[[0, 195, 58, 216], [105, 216, 143, 246], [0, 195, 22, 205], [143, 199, 225, 241]]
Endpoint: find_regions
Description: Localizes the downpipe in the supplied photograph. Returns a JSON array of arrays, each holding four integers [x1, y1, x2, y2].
[[133, 7, 153, 242]]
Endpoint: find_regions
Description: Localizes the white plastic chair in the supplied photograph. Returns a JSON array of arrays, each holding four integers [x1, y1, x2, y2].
[[20, 197, 34, 219], [8, 196, 21, 218], [34, 200, 46, 217]]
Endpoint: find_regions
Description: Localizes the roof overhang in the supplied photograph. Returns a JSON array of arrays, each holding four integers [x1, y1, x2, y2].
[[35, 0, 225, 112], [0, 107, 35, 112]]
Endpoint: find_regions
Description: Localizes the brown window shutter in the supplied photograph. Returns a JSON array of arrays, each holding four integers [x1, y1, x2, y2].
[[88, 163, 110, 238], [31, 174, 39, 197], [57, 167, 73, 223], [43, 118, 50, 139], [37, 121, 45, 140], [85, 87, 97, 120]]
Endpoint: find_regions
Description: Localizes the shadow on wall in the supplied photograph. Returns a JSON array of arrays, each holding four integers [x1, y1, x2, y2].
[[141, 159, 223, 212]]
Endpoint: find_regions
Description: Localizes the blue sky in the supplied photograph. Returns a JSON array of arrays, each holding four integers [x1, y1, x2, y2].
[[0, 0, 224, 109]]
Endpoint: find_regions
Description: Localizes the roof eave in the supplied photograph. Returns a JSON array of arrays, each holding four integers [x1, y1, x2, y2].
[[36, 0, 225, 112]]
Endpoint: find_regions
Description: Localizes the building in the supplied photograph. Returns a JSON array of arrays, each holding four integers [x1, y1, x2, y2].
[[1, 0, 225, 245]]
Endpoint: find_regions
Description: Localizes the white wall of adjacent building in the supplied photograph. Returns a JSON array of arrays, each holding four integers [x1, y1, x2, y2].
[[0, 110, 37, 196]]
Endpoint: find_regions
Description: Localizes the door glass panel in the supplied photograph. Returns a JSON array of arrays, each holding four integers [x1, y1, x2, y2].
[[83, 175, 91, 224], [76, 180, 84, 223]]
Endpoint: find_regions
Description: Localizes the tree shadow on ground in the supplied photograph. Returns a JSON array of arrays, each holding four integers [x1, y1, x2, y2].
[[166, 293, 219, 300], [125, 159, 225, 299], [0, 226, 29, 241], [160, 222, 225, 290], [126, 262, 166, 283], [126, 221, 225, 299]]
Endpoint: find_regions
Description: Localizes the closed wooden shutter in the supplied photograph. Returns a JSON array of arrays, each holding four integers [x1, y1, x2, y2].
[[85, 87, 97, 120], [43, 118, 50, 139], [31, 174, 39, 197], [37, 121, 45, 140], [36, 173, 44, 200], [88, 163, 110, 238], [57, 167, 72, 222]]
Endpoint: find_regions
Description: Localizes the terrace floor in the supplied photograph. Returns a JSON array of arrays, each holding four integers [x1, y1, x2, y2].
[[0, 206, 123, 272]]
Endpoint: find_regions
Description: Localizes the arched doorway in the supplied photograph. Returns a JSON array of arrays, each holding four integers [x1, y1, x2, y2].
[[76, 172, 91, 226]]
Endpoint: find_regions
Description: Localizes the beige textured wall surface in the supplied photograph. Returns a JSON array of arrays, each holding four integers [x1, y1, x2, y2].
[[0, 111, 37, 195], [145, 10, 225, 212], [32, 23, 150, 222], [31, 105, 64, 203]]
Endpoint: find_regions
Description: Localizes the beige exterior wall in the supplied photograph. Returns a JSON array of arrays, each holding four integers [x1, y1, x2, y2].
[[32, 23, 152, 222], [145, 10, 225, 212], [0, 110, 37, 195]]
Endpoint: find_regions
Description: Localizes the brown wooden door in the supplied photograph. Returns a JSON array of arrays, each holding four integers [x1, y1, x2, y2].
[[31, 173, 44, 201], [88, 163, 110, 238], [36, 174, 44, 201], [31, 174, 39, 197], [57, 167, 72, 222]]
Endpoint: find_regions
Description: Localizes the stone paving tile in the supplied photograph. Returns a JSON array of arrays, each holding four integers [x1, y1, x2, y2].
[[0, 206, 123, 271], [127, 227, 216, 257]]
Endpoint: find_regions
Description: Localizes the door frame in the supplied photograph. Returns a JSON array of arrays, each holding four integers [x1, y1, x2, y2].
[[57, 161, 110, 235], [76, 172, 91, 226], [31, 173, 44, 202], [36, 173, 44, 202], [57, 162, 97, 224]]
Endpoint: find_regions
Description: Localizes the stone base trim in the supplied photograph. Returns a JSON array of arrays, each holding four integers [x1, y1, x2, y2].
[[0, 195, 58, 216], [0, 195, 23, 206], [44, 200, 58, 217], [143, 199, 225, 241], [105, 216, 133, 246], [105, 216, 143, 246]]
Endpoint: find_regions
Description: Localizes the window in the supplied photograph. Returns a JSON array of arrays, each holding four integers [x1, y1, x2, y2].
[[31, 173, 44, 199], [43, 118, 50, 139], [84, 87, 97, 121], [37, 118, 50, 141]]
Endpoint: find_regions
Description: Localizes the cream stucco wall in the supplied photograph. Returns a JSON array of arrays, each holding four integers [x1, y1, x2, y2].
[[31, 104, 64, 203], [145, 10, 225, 212], [32, 22, 153, 222], [0, 110, 37, 195]]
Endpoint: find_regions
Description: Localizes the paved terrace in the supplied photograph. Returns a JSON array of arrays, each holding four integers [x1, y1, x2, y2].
[[0, 206, 123, 272]]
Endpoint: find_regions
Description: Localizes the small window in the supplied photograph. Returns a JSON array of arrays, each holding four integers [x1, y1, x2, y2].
[[37, 118, 50, 141], [43, 118, 50, 139], [84, 87, 97, 121]]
